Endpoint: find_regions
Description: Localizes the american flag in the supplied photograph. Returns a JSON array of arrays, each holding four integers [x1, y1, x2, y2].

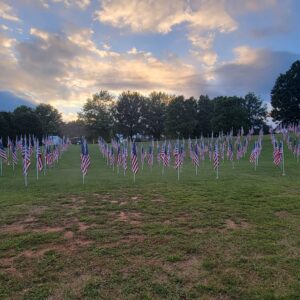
[[117, 145, 122, 166], [81, 139, 91, 176], [213, 143, 219, 170], [12, 143, 18, 166], [0, 138, 7, 161], [273, 141, 282, 166], [131, 142, 139, 174], [191, 144, 199, 167], [174, 143, 184, 169], [22, 140, 31, 176], [161, 143, 169, 167], [157, 142, 161, 164], [46, 146, 53, 166], [249, 143, 257, 163], [122, 147, 127, 172], [147, 144, 153, 166], [36, 142, 43, 171], [227, 143, 233, 161]]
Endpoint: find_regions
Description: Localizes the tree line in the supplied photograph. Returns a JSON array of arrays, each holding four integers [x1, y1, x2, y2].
[[1, 60, 299, 142], [0, 104, 62, 141], [78, 91, 268, 140]]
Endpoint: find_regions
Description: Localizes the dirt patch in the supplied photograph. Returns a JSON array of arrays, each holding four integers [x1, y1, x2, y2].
[[30, 206, 47, 215], [78, 221, 93, 232], [225, 219, 250, 230], [189, 228, 210, 234], [119, 201, 128, 206], [151, 198, 165, 203], [116, 211, 143, 226], [101, 234, 146, 249], [275, 211, 290, 218], [64, 231, 74, 239], [48, 274, 91, 300], [1, 224, 26, 233], [123, 234, 145, 243], [1, 224, 64, 234]]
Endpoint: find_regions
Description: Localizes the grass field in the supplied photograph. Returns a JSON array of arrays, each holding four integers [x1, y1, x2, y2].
[[0, 137, 299, 299]]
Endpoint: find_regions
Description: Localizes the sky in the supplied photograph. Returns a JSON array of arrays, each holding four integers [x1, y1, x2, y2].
[[0, 0, 299, 120]]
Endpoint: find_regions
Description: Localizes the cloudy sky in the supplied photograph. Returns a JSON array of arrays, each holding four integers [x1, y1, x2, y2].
[[0, 0, 299, 120]]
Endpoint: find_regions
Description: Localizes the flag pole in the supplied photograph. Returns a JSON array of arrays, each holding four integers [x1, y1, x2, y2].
[[44, 146, 46, 175], [177, 165, 180, 181], [83, 173, 85, 184], [282, 141, 286, 176], [0, 159, 2, 176], [133, 172, 136, 183], [36, 157, 39, 180]]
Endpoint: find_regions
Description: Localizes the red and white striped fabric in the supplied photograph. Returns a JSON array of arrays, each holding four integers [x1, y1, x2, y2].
[[213, 143, 219, 170], [131, 142, 139, 174]]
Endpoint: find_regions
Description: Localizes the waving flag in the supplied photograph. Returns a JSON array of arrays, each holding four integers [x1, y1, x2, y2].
[[213, 143, 219, 179], [36, 142, 43, 172], [12, 143, 18, 168], [0, 138, 7, 161], [273, 141, 282, 166], [22, 138, 31, 186], [131, 142, 139, 182], [81, 139, 91, 182], [147, 144, 153, 167]]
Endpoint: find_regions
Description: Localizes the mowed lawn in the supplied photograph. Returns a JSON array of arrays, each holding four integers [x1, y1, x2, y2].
[[0, 137, 299, 300]]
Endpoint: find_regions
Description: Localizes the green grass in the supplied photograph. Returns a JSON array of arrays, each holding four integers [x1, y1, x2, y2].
[[0, 136, 299, 299]]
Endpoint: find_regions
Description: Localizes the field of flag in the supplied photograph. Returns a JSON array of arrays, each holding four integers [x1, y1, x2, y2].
[[1, 126, 299, 186], [0, 126, 299, 299]]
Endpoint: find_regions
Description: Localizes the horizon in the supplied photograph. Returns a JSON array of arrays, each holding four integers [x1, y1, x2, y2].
[[1, 0, 300, 121]]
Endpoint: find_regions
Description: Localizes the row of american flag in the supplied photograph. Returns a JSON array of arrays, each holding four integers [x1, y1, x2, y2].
[[79, 125, 300, 183], [0, 136, 70, 186]]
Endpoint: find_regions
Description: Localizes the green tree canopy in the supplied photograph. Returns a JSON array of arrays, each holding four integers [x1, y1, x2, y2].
[[35, 104, 62, 135], [165, 96, 197, 138], [13, 106, 43, 137], [143, 92, 167, 139], [271, 60, 300, 123], [211, 96, 248, 135], [195, 95, 213, 137], [78, 90, 114, 140], [244, 92, 267, 129], [113, 91, 146, 138]]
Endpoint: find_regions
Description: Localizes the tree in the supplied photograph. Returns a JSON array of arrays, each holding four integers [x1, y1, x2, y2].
[[244, 93, 267, 130], [211, 96, 248, 135], [35, 104, 63, 135], [112, 91, 146, 138], [0, 112, 15, 140], [143, 92, 167, 139], [13, 106, 43, 138], [195, 95, 213, 137], [78, 91, 114, 140], [271, 60, 300, 123], [165, 96, 197, 138]]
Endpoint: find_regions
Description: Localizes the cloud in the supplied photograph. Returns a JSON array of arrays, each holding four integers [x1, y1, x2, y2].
[[0, 1, 20, 22], [95, 0, 237, 34], [0, 28, 207, 120], [41, 0, 90, 9], [213, 46, 300, 97]]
